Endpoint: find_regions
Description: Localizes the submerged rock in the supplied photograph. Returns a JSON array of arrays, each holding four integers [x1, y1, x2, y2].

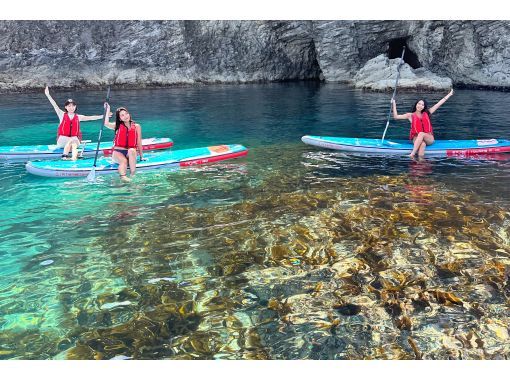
[[5, 155, 510, 359], [99, 301, 132, 310]]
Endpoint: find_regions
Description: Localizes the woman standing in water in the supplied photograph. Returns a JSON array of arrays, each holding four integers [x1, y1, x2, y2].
[[45, 86, 105, 160], [103, 104, 144, 182], [392, 89, 454, 158]]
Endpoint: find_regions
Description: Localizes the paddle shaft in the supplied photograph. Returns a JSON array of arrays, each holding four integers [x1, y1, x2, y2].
[[381, 47, 406, 143], [91, 87, 111, 168]]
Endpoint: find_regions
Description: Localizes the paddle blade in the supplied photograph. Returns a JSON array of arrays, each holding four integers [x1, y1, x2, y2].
[[86, 167, 96, 182]]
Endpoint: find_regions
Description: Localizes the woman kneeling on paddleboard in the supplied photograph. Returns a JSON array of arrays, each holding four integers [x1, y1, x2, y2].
[[104, 104, 144, 182], [45, 86, 106, 160], [392, 89, 454, 158]]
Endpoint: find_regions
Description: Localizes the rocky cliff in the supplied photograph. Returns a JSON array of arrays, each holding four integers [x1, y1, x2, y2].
[[0, 20, 508, 92]]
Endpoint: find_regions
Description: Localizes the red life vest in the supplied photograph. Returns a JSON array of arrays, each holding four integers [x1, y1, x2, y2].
[[410, 112, 433, 140], [57, 113, 82, 140], [114, 122, 139, 148]]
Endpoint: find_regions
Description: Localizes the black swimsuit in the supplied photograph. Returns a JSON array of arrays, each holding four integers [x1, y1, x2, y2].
[[114, 148, 129, 158]]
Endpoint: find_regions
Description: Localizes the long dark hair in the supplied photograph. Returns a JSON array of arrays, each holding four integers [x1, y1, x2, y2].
[[411, 99, 430, 116], [115, 107, 135, 132]]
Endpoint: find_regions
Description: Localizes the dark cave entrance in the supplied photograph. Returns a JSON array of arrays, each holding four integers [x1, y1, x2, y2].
[[388, 38, 422, 69]]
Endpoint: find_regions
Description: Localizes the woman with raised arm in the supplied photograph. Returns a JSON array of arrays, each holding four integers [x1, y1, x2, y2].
[[392, 89, 454, 158], [103, 104, 144, 182], [45, 86, 105, 160]]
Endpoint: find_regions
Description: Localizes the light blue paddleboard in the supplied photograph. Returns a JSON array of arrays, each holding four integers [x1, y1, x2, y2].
[[0, 137, 173, 161], [302, 135, 510, 156], [26, 144, 248, 178]]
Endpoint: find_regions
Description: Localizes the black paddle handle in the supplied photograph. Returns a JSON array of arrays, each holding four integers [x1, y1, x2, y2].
[[391, 47, 406, 100], [91, 86, 111, 168], [381, 47, 406, 142]]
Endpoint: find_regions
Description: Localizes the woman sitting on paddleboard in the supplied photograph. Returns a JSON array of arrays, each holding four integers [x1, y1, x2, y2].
[[392, 89, 454, 158], [45, 86, 106, 160], [104, 104, 144, 182]]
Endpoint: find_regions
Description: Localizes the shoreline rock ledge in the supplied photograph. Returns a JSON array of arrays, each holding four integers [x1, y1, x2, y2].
[[353, 55, 453, 91]]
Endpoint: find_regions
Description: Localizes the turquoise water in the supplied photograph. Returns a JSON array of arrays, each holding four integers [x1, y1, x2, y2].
[[1, 83, 510, 359]]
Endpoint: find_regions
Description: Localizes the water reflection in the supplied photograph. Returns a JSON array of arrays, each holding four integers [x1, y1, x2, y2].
[[406, 158, 434, 205]]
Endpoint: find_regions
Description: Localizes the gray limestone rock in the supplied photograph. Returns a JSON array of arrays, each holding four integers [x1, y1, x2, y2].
[[0, 20, 509, 92], [353, 55, 452, 91], [312, 20, 510, 89]]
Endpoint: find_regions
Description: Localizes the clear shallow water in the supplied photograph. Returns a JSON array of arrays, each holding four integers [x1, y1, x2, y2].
[[1, 83, 510, 359]]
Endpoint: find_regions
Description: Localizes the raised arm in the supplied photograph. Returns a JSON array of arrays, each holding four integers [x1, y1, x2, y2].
[[392, 99, 412, 121], [79, 105, 112, 122], [79, 114, 106, 122], [103, 103, 116, 130], [429, 89, 454, 114], [44, 86, 63, 118]]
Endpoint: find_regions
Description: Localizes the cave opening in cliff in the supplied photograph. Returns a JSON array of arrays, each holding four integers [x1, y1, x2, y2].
[[387, 38, 422, 69]]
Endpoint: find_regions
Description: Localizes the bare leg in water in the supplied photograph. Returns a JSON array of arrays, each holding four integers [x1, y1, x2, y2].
[[127, 148, 137, 177], [418, 142, 426, 157], [410, 132, 435, 157], [113, 150, 131, 182]]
